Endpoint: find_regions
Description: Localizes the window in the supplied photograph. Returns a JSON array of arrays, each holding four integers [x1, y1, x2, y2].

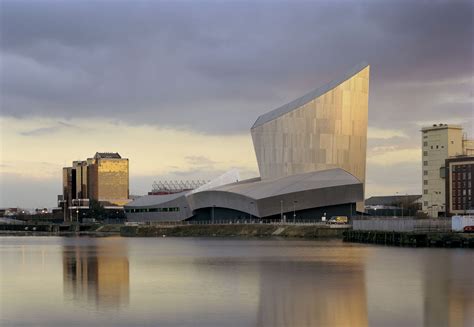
[[451, 141, 454, 144], [423, 151, 428, 156], [423, 141, 428, 146], [424, 170, 428, 175], [424, 189, 428, 194], [424, 180, 428, 185], [424, 201, 428, 206], [436, 145, 439, 149], [423, 161, 428, 166], [431, 146, 433, 149]]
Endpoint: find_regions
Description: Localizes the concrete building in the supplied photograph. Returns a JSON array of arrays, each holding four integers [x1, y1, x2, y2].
[[421, 124, 473, 217], [445, 155, 474, 215], [125, 63, 369, 223]]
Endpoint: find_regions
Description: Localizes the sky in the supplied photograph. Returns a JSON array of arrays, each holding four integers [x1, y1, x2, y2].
[[1, 0, 473, 208]]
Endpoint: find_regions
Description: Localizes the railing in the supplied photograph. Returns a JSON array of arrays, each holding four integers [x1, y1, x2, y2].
[[141, 220, 330, 227]]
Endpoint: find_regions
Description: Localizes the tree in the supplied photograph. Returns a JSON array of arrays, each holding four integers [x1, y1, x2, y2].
[[88, 199, 107, 220]]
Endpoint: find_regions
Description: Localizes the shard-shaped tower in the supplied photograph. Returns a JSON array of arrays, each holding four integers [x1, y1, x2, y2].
[[251, 63, 370, 211]]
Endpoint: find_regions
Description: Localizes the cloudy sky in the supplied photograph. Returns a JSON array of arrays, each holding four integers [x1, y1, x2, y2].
[[1, 0, 473, 208]]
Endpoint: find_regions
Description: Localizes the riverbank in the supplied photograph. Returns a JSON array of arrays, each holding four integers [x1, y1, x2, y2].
[[343, 230, 474, 248], [0, 224, 122, 237], [120, 224, 346, 238]]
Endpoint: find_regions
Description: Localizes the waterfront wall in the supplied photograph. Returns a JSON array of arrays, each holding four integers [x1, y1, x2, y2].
[[343, 230, 474, 248], [120, 224, 346, 238], [352, 218, 451, 232]]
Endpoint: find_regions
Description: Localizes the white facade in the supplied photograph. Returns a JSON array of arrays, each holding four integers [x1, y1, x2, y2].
[[421, 124, 466, 216]]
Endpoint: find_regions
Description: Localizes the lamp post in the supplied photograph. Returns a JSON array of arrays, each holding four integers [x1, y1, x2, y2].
[[280, 200, 283, 224], [76, 209, 79, 223], [293, 200, 297, 223], [249, 202, 254, 222]]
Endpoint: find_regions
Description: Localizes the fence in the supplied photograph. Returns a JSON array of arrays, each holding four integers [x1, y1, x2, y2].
[[352, 218, 451, 232], [136, 219, 329, 227]]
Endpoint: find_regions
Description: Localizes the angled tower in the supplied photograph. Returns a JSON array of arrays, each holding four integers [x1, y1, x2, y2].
[[251, 63, 370, 211]]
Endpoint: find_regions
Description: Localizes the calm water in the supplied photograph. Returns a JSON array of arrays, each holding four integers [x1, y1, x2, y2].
[[0, 237, 473, 327]]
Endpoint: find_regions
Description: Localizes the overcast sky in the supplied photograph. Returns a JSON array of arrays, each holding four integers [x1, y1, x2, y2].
[[1, 0, 473, 208]]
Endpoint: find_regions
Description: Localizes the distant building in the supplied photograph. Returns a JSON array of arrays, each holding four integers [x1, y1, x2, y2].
[[445, 155, 473, 215], [60, 152, 129, 222], [365, 195, 422, 217], [421, 124, 473, 217], [87, 152, 129, 206], [148, 180, 208, 195]]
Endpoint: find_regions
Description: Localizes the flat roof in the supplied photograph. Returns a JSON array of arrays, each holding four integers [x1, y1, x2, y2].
[[421, 124, 462, 132]]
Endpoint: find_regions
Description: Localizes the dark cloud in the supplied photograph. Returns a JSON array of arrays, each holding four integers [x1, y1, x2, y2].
[[0, 0, 472, 136], [19, 121, 81, 136]]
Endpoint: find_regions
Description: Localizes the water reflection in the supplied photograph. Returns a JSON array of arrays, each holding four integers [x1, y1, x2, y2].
[[1, 237, 473, 327], [62, 238, 129, 310], [422, 251, 474, 327], [256, 247, 368, 327]]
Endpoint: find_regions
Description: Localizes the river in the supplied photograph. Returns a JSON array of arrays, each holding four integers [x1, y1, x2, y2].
[[0, 237, 473, 326]]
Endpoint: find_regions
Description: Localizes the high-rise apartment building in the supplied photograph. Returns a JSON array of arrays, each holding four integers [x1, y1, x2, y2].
[[421, 124, 472, 217]]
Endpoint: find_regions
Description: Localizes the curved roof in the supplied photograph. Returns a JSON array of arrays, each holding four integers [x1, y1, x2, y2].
[[187, 168, 363, 217], [209, 168, 361, 200], [251, 62, 369, 129]]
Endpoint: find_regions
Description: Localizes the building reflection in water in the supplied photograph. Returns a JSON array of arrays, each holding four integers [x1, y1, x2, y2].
[[62, 239, 129, 310], [256, 248, 368, 327], [423, 251, 474, 327]]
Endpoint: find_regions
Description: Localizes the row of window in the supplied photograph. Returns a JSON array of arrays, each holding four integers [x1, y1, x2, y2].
[[423, 141, 445, 150], [452, 189, 472, 196], [452, 182, 472, 190], [452, 172, 472, 180], [126, 207, 180, 213], [453, 165, 472, 173]]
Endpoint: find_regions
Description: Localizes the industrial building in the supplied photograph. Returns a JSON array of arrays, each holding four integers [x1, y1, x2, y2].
[[60, 152, 129, 221], [365, 195, 422, 217], [421, 124, 473, 217], [125, 63, 370, 223]]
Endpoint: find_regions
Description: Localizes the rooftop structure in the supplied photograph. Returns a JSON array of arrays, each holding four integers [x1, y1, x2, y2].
[[150, 180, 209, 195], [94, 152, 122, 159]]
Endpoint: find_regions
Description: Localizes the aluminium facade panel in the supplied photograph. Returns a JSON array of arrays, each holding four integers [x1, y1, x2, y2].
[[251, 63, 369, 211]]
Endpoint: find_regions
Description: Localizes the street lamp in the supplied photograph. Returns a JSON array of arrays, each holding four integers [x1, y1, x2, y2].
[[249, 202, 254, 222], [76, 210, 79, 223], [293, 200, 297, 223], [280, 200, 283, 224]]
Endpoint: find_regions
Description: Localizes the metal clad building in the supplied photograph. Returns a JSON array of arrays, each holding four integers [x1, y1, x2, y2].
[[125, 63, 370, 223], [251, 63, 369, 211]]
